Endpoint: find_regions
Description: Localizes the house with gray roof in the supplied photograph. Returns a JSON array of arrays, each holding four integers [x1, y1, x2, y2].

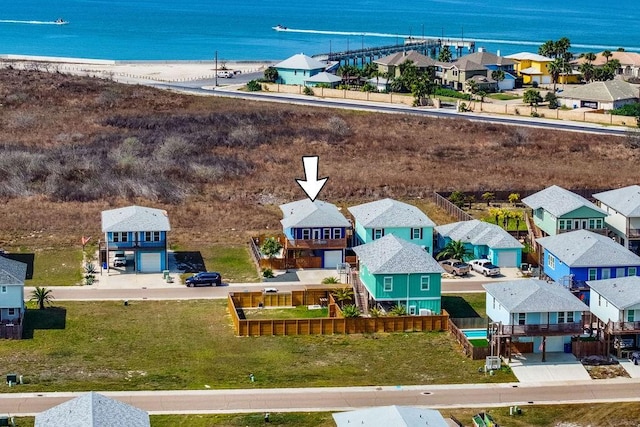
[[522, 185, 607, 237], [436, 56, 488, 91], [587, 276, 640, 339], [557, 79, 640, 110], [279, 199, 351, 269], [348, 198, 435, 253], [484, 279, 588, 354], [455, 50, 517, 91], [537, 229, 640, 285], [435, 219, 523, 267], [373, 50, 436, 78], [101, 205, 171, 273], [273, 53, 327, 85], [593, 185, 640, 253], [35, 391, 150, 427], [352, 234, 444, 315], [333, 405, 448, 427], [0, 256, 27, 339], [303, 71, 341, 88]]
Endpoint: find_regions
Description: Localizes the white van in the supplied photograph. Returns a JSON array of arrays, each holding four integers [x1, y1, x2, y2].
[[217, 70, 233, 78]]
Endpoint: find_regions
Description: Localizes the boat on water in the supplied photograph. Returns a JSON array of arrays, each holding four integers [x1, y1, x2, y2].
[[272, 24, 287, 31], [54, 18, 69, 25]]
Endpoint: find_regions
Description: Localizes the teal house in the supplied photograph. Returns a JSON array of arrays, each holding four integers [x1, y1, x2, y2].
[[435, 219, 523, 267], [352, 234, 445, 315], [273, 53, 327, 85], [347, 198, 435, 253], [522, 185, 607, 237]]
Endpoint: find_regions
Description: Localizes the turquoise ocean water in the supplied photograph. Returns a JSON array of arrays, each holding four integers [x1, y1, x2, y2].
[[0, 1, 638, 61]]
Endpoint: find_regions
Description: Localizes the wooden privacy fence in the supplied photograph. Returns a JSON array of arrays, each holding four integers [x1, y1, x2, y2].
[[432, 192, 473, 222], [572, 339, 606, 358], [228, 291, 449, 336], [0, 322, 22, 339], [448, 318, 490, 360]]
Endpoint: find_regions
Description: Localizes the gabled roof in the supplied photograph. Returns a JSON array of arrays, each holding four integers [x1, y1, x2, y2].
[[373, 50, 436, 68], [522, 185, 606, 217], [101, 206, 171, 233], [557, 80, 640, 102], [435, 219, 523, 249], [274, 53, 326, 70], [279, 199, 350, 229], [587, 276, 640, 310], [333, 405, 448, 427], [593, 185, 640, 217], [437, 57, 486, 72], [34, 392, 150, 427], [304, 71, 341, 83], [519, 66, 543, 75], [537, 230, 640, 267], [353, 234, 444, 275], [348, 198, 435, 228], [462, 51, 516, 67], [0, 256, 27, 285], [505, 52, 552, 62], [484, 279, 589, 313]]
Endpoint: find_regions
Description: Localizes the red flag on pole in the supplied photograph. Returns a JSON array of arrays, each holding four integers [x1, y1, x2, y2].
[[81, 236, 91, 246]]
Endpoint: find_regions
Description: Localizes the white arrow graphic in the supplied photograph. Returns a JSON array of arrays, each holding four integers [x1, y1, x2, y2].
[[296, 156, 328, 202]]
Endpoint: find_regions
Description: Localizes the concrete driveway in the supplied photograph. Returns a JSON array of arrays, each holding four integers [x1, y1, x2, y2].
[[507, 352, 592, 383]]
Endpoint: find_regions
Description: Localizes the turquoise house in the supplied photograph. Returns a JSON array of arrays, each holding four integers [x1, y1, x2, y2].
[[352, 234, 445, 315], [522, 185, 607, 237], [347, 198, 435, 254], [435, 219, 523, 267], [0, 256, 27, 330], [273, 53, 327, 85]]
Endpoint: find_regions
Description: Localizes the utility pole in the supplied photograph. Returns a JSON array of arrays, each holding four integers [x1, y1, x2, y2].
[[214, 50, 218, 87]]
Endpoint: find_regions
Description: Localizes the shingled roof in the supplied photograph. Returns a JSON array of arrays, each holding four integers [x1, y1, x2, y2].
[[348, 198, 434, 228], [522, 185, 606, 217], [593, 185, 640, 217], [436, 219, 523, 249], [587, 276, 640, 310], [333, 405, 448, 427], [274, 53, 326, 70], [279, 199, 350, 229], [373, 50, 436, 67], [353, 234, 443, 274], [0, 256, 27, 285], [484, 279, 589, 313], [558, 80, 639, 102], [101, 206, 171, 233]]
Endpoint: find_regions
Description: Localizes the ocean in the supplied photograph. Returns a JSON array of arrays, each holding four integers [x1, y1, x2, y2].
[[0, 1, 638, 61]]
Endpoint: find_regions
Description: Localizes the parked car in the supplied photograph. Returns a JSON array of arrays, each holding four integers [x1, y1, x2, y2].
[[113, 253, 127, 267], [439, 259, 471, 276], [263, 287, 278, 293], [185, 271, 222, 287], [468, 259, 501, 277], [217, 70, 233, 78]]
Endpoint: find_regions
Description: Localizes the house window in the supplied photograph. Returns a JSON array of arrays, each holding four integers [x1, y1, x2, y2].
[[420, 276, 430, 291], [373, 228, 384, 240], [383, 277, 393, 292], [548, 255, 555, 269], [596, 219, 603, 229], [143, 231, 160, 242], [567, 312, 574, 323], [602, 268, 611, 280], [1, 286, 6, 293], [492, 296, 496, 309], [629, 267, 637, 276], [598, 295, 602, 306], [412, 228, 422, 240], [628, 311, 635, 322], [589, 219, 595, 229], [559, 312, 574, 323], [517, 313, 526, 325], [565, 220, 572, 230], [558, 312, 565, 323], [559, 220, 566, 230], [8, 308, 15, 316], [112, 232, 128, 243], [333, 228, 342, 239], [322, 229, 331, 239], [302, 229, 311, 239], [588, 269, 597, 281]]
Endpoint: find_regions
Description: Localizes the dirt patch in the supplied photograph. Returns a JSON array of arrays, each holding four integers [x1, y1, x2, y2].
[[584, 364, 630, 379]]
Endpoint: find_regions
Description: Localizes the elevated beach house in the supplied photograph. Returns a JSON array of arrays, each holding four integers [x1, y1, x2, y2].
[[279, 199, 351, 269], [352, 234, 444, 315], [347, 198, 435, 253], [435, 219, 523, 267], [101, 205, 171, 273], [537, 229, 640, 286], [0, 256, 27, 339], [504, 52, 553, 85], [593, 185, 640, 253], [522, 185, 607, 237], [273, 53, 327, 85], [484, 279, 588, 357]]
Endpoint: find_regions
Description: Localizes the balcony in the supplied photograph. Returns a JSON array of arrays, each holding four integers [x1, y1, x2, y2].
[[558, 227, 608, 236], [493, 322, 584, 337], [106, 240, 166, 251], [285, 238, 347, 250], [627, 228, 640, 239], [607, 320, 640, 334]]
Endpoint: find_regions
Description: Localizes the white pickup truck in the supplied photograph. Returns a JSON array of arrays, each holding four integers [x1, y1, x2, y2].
[[468, 259, 501, 277]]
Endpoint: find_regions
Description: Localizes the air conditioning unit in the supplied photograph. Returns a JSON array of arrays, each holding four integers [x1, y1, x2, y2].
[[419, 309, 432, 316]]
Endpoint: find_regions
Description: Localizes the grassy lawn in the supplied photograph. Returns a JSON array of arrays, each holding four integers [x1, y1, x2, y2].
[[487, 93, 520, 101], [174, 245, 260, 283], [5, 246, 84, 286], [244, 306, 329, 319], [2, 300, 514, 392], [442, 293, 486, 318]]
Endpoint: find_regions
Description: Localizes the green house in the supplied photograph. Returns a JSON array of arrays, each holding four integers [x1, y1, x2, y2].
[[347, 198, 435, 254], [352, 234, 444, 315], [522, 185, 607, 237]]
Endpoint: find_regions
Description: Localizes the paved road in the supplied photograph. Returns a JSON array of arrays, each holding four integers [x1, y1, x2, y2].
[[3, 380, 640, 416]]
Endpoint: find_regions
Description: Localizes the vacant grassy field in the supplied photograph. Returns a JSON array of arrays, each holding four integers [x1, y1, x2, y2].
[[2, 300, 514, 392], [1, 246, 83, 286], [244, 306, 329, 319]]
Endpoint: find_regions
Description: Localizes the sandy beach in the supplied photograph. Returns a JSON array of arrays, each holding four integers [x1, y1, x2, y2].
[[0, 54, 275, 83]]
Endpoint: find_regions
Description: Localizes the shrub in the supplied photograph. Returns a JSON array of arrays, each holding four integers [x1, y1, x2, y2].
[[532, 81, 539, 88], [341, 304, 361, 318], [246, 80, 262, 91], [303, 86, 314, 96], [262, 268, 274, 278], [434, 87, 471, 100], [321, 276, 340, 284]]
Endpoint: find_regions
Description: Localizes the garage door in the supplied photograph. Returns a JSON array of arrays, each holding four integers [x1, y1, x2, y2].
[[496, 251, 517, 268], [323, 250, 343, 269], [139, 252, 161, 272]]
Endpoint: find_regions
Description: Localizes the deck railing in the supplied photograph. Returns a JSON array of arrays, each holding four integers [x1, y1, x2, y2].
[[493, 322, 583, 337], [284, 238, 346, 250]]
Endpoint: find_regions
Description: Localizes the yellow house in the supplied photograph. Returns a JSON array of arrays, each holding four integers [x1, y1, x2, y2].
[[505, 52, 553, 85]]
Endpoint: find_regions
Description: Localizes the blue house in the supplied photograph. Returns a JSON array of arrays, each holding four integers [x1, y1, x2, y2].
[[352, 234, 445, 315], [279, 199, 351, 269], [484, 279, 589, 356], [347, 198, 435, 253], [435, 219, 523, 267], [0, 256, 27, 339], [101, 205, 171, 273], [273, 53, 327, 85], [537, 229, 640, 285]]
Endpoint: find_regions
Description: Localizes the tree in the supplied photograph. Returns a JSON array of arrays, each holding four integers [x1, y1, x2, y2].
[[389, 304, 407, 316], [411, 74, 436, 106], [545, 91, 559, 109], [448, 190, 466, 208], [538, 40, 556, 58], [438, 46, 452, 63], [602, 50, 612, 63], [362, 62, 379, 79], [523, 89, 542, 108], [547, 58, 564, 92], [508, 193, 520, 206], [491, 70, 505, 92], [465, 79, 479, 98], [332, 287, 354, 308], [579, 62, 595, 82], [436, 240, 472, 261], [263, 67, 278, 82], [482, 192, 496, 206], [30, 286, 54, 310], [260, 237, 282, 259], [341, 304, 361, 318]]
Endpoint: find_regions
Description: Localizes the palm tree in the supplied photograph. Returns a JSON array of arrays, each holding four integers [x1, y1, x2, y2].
[[30, 286, 54, 310], [547, 58, 563, 92], [436, 240, 472, 261], [491, 70, 505, 92], [602, 50, 612, 63], [579, 62, 595, 82], [555, 37, 571, 59], [438, 46, 452, 63], [482, 192, 495, 207], [332, 287, 354, 308], [341, 304, 361, 318], [538, 40, 556, 58]]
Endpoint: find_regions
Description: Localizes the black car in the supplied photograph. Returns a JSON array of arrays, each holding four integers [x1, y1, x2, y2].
[[185, 272, 222, 287]]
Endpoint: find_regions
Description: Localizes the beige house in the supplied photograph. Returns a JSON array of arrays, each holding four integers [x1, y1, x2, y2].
[[373, 50, 436, 78], [573, 51, 640, 79], [437, 57, 488, 90], [558, 79, 640, 110]]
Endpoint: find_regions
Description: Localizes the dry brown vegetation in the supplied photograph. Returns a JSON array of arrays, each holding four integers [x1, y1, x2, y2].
[[1, 68, 639, 248]]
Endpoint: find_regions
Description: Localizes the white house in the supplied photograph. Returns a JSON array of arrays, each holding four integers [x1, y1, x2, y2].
[[593, 185, 640, 253], [557, 80, 640, 110], [587, 276, 640, 344]]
